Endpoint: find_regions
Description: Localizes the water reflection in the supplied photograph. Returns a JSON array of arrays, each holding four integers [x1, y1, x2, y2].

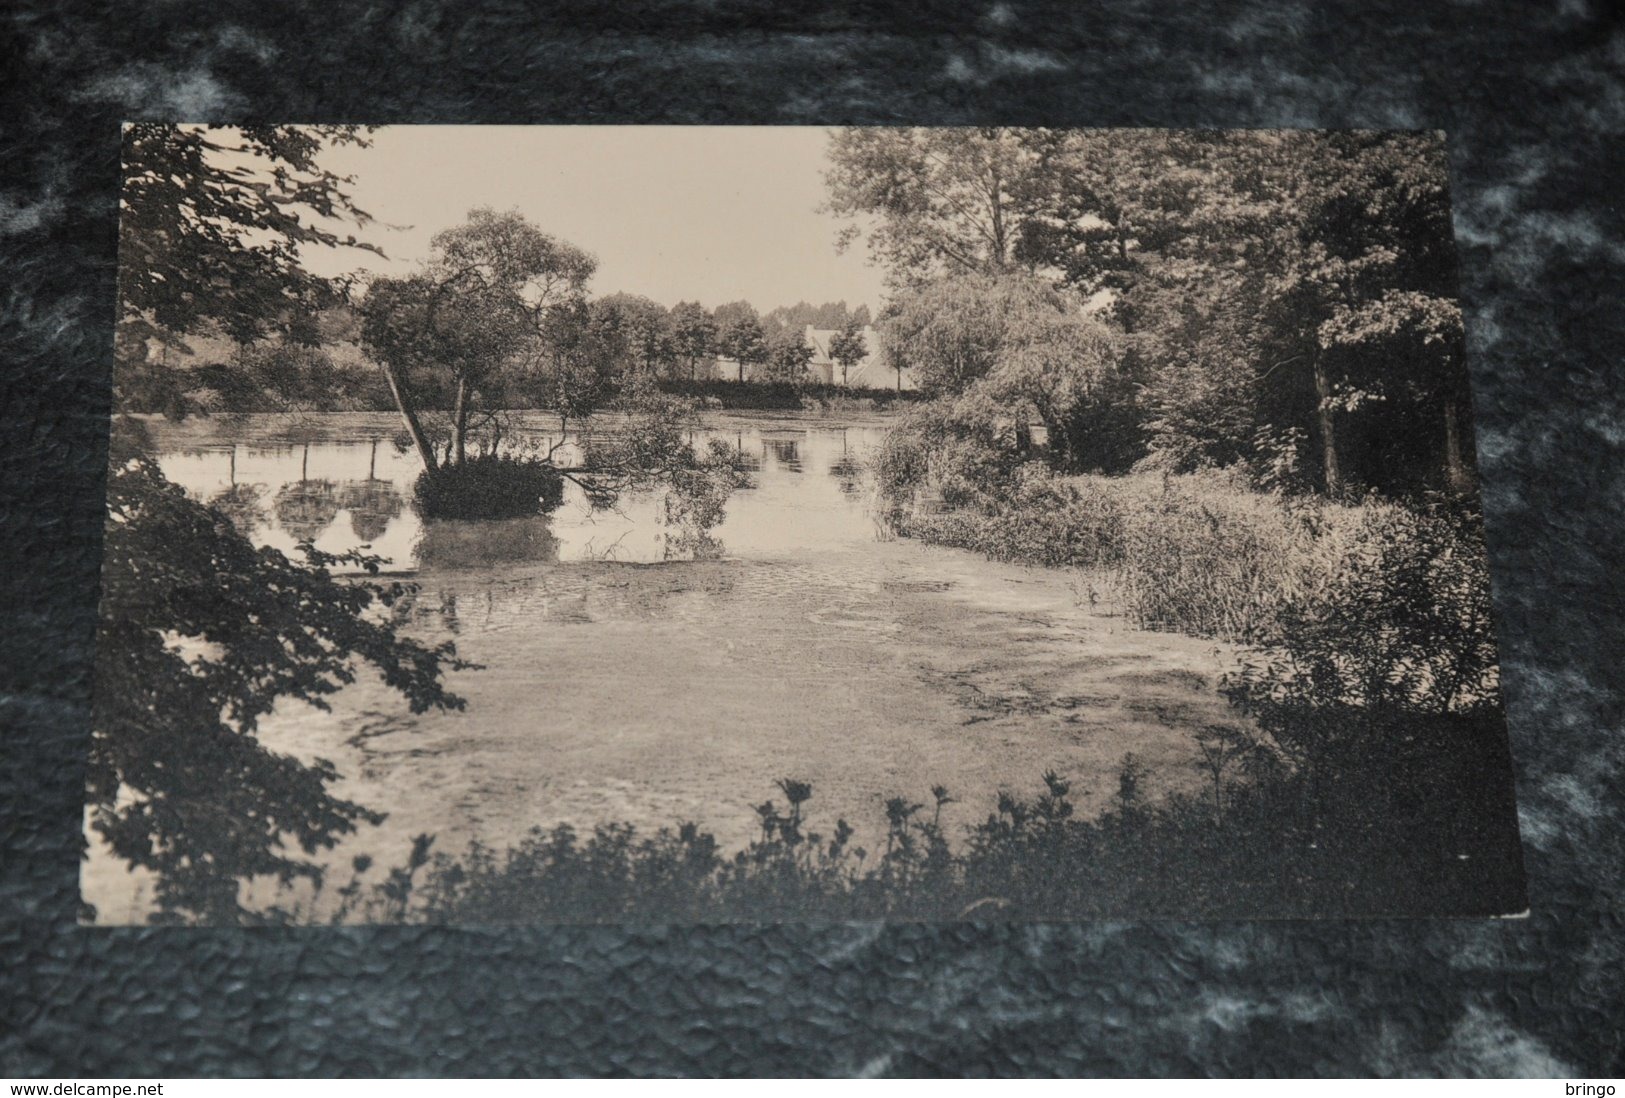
[[415, 516, 562, 571], [730, 432, 762, 473], [762, 437, 802, 472], [154, 415, 887, 569], [340, 479, 404, 543], [828, 456, 863, 496], [273, 479, 341, 544], [208, 483, 267, 536]]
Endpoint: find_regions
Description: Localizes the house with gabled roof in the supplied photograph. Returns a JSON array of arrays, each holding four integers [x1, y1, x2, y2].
[[801, 325, 915, 391]]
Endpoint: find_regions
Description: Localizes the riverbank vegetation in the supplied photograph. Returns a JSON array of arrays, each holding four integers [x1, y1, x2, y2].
[[275, 729, 1522, 922], [830, 128, 1522, 915], [96, 125, 1523, 923]]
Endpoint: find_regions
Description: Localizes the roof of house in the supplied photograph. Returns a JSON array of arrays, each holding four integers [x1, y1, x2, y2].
[[802, 324, 912, 389], [806, 325, 917, 390]]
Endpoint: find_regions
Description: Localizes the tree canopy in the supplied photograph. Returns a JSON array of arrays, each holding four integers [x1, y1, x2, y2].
[[116, 125, 381, 414], [824, 127, 1051, 286], [843, 128, 1472, 495]]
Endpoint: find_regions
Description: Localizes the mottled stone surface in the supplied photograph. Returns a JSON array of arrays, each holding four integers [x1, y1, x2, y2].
[[1, 0, 1621, 1077]]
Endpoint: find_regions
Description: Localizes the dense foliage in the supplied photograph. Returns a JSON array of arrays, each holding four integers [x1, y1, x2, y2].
[[92, 448, 468, 921], [116, 125, 379, 418], [834, 128, 1473, 496], [295, 740, 1520, 922], [411, 454, 566, 521]]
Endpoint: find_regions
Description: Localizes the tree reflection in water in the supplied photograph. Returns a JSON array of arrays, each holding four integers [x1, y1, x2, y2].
[[663, 526, 726, 561], [338, 478, 404, 543], [730, 432, 762, 473], [273, 478, 342, 544], [763, 438, 801, 471], [828, 455, 863, 496], [414, 515, 562, 571], [208, 482, 268, 536]]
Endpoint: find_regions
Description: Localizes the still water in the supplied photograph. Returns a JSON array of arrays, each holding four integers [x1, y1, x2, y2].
[[153, 413, 881, 568], [87, 412, 1241, 920]]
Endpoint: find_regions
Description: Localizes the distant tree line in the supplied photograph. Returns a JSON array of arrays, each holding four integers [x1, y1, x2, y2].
[[121, 276, 881, 418]]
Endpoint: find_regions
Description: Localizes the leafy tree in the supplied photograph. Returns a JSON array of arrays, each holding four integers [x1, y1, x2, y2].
[[116, 124, 380, 413], [358, 273, 528, 470], [431, 208, 595, 460], [92, 444, 468, 922], [1020, 130, 1248, 309], [880, 273, 1123, 469], [827, 317, 869, 387], [533, 297, 630, 426], [1030, 129, 1469, 495], [878, 273, 1056, 396], [982, 308, 1123, 471], [669, 300, 718, 381], [1292, 134, 1471, 494], [824, 127, 1052, 287], [716, 311, 769, 382], [359, 208, 595, 471], [356, 276, 457, 471], [826, 127, 1477, 495], [760, 327, 815, 384], [598, 293, 677, 378]]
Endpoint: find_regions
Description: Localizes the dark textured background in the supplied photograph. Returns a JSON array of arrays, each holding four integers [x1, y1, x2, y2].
[[2, 0, 1622, 1077]]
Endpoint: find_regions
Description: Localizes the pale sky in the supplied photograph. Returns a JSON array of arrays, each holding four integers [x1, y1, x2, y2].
[[299, 126, 887, 314]]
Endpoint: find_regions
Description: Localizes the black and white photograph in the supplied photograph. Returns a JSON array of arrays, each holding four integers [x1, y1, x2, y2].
[[88, 124, 1527, 926]]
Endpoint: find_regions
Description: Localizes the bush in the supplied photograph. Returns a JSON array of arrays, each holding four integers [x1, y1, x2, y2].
[[872, 398, 1028, 521], [902, 465, 1126, 570], [1219, 498, 1506, 822], [298, 747, 1520, 924], [1223, 497, 1500, 720], [894, 465, 1374, 641], [412, 454, 565, 520]]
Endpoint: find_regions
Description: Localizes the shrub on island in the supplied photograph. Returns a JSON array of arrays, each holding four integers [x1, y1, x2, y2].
[[412, 454, 565, 520]]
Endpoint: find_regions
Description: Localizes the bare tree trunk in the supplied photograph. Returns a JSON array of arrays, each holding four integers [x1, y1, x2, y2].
[[380, 362, 438, 473], [1443, 398, 1473, 492], [1312, 353, 1344, 497], [988, 160, 1007, 268], [451, 377, 469, 466]]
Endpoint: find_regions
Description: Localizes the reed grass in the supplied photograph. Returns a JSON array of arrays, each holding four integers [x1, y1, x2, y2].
[[902, 467, 1385, 643]]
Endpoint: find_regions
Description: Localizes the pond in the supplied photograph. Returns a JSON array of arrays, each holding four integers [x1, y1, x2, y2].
[[148, 411, 885, 569], [85, 411, 1246, 921]]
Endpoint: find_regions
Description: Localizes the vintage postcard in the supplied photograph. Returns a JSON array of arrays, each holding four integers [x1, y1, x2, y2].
[[88, 125, 1525, 924]]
